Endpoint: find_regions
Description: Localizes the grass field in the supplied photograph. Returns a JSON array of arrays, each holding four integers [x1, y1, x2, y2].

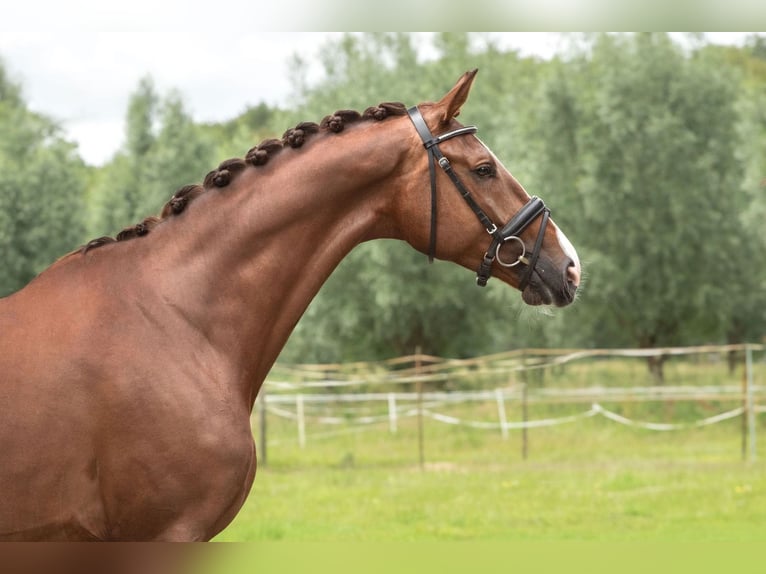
[[215, 413, 766, 542]]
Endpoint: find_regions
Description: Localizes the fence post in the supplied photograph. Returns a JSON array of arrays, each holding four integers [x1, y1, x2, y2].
[[296, 393, 306, 449], [388, 392, 398, 434], [521, 382, 529, 460], [495, 388, 508, 440], [416, 347, 425, 469], [746, 345, 757, 462], [259, 387, 267, 467], [741, 353, 747, 461]]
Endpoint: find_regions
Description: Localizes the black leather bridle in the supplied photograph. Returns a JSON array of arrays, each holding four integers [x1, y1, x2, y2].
[[407, 105, 550, 288]]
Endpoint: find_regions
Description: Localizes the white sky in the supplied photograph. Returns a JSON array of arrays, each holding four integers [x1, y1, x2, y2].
[[0, 23, 753, 165]]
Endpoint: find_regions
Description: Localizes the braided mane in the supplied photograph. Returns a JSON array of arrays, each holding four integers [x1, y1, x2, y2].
[[81, 103, 407, 254]]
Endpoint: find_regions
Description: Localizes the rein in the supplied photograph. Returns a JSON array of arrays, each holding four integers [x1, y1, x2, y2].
[[407, 106, 550, 288]]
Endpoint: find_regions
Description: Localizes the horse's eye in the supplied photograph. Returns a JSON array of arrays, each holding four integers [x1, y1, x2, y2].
[[475, 164, 494, 178]]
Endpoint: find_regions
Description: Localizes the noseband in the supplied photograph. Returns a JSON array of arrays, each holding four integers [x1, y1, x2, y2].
[[407, 106, 550, 288]]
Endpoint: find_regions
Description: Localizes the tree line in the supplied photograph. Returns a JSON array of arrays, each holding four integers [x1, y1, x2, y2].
[[1, 33, 765, 363]]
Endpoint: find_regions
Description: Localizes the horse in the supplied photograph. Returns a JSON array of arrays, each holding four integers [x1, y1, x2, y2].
[[0, 70, 580, 541]]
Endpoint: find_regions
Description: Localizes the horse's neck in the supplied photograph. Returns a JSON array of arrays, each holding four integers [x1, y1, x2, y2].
[[144, 125, 407, 407]]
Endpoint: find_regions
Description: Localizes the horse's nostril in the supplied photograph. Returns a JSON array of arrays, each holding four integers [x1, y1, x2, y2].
[[566, 260, 581, 288]]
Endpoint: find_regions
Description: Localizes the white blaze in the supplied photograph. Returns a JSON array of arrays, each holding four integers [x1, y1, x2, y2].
[[555, 223, 580, 271], [478, 137, 581, 274]]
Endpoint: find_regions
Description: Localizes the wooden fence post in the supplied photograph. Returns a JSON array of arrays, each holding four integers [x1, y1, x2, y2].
[[296, 393, 306, 449], [388, 392, 398, 434], [495, 388, 508, 440], [259, 387, 267, 467], [742, 352, 748, 462], [522, 382, 529, 461], [746, 345, 757, 462], [416, 346, 425, 469]]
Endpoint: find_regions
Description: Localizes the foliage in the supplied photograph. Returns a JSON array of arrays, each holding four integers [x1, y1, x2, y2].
[[0, 60, 87, 296], [535, 34, 756, 351], [280, 33, 766, 360], [282, 241, 536, 361], [726, 36, 766, 344], [279, 33, 564, 361], [88, 77, 216, 237], [2, 33, 765, 358]]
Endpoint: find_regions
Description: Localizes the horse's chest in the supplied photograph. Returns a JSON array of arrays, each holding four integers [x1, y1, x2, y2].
[[100, 408, 256, 540]]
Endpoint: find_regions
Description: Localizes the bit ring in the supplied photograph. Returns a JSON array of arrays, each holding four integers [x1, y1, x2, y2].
[[495, 236, 528, 267]]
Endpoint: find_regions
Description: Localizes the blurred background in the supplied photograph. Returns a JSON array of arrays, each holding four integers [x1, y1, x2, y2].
[[1, 31, 765, 544], [2, 32, 764, 356]]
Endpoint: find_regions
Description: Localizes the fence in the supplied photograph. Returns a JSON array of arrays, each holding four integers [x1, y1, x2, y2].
[[253, 344, 765, 466]]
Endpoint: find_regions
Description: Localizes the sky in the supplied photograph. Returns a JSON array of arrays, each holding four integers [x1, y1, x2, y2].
[[0, 22, 754, 165]]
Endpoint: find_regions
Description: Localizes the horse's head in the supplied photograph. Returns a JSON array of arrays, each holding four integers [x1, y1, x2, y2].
[[396, 69, 580, 307]]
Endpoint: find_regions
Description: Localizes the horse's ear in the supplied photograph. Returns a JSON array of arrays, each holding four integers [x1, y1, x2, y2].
[[438, 69, 478, 124]]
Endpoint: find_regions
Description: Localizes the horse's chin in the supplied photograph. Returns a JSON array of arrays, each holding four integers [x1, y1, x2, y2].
[[521, 279, 576, 307], [521, 285, 551, 306]]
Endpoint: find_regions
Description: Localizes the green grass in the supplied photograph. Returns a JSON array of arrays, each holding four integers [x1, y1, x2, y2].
[[214, 414, 766, 542], [218, 460, 766, 542], [215, 353, 766, 542]]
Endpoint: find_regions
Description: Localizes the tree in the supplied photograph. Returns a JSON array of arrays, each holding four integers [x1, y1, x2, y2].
[[745, 33, 766, 61], [535, 34, 753, 378], [727, 38, 766, 350], [281, 240, 530, 362], [278, 33, 559, 361], [89, 76, 159, 236], [200, 101, 281, 162], [140, 91, 215, 213], [0, 60, 87, 296], [89, 80, 215, 238]]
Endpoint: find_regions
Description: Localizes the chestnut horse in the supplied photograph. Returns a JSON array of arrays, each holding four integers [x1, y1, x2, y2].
[[0, 70, 580, 541]]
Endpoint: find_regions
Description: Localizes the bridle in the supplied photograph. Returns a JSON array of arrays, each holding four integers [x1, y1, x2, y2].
[[407, 105, 550, 288]]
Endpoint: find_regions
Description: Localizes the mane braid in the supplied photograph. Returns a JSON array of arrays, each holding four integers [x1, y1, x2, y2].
[[204, 158, 248, 189], [160, 184, 205, 218], [245, 139, 282, 166], [77, 100, 407, 256], [282, 122, 319, 149], [320, 110, 361, 133]]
